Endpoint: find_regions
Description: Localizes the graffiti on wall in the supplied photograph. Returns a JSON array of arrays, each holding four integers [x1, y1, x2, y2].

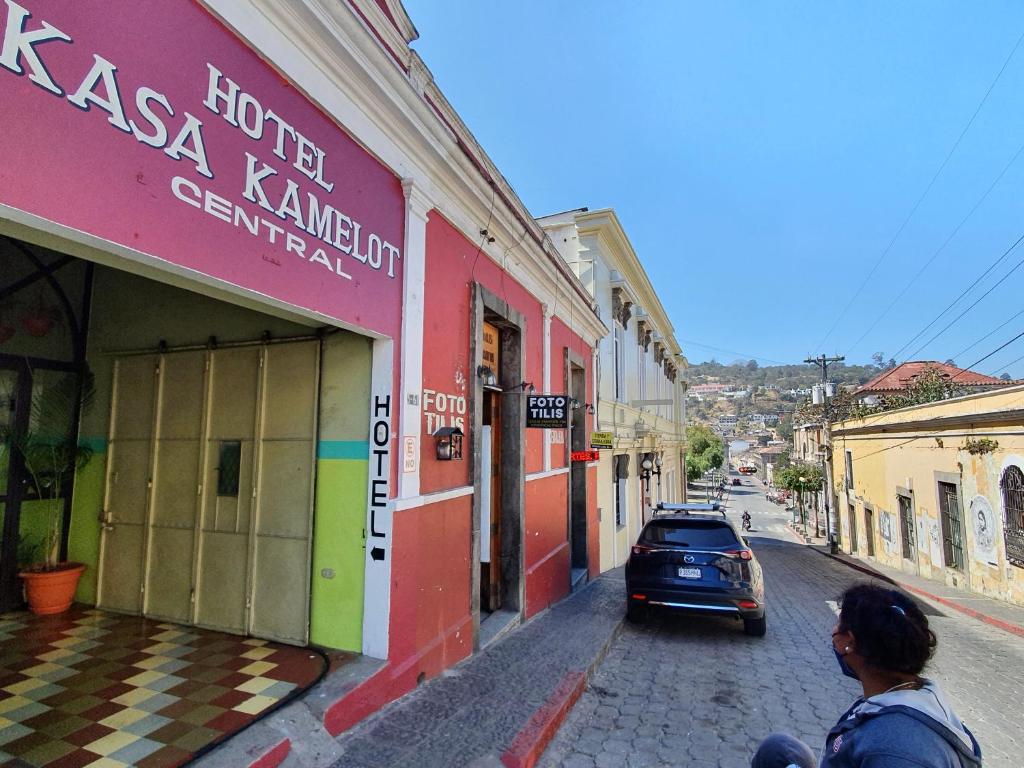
[[969, 494, 998, 564], [879, 510, 897, 556], [928, 519, 942, 564]]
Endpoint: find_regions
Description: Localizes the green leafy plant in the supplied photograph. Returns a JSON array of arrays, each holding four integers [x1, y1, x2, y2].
[[962, 437, 999, 456], [2, 368, 95, 571], [685, 423, 724, 482]]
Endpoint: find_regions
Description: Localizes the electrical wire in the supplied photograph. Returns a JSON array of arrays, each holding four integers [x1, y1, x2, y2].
[[678, 340, 788, 366], [888, 229, 1024, 360], [903, 238, 1024, 359], [948, 307, 1024, 362], [815, 26, 1024, 351], [844, 137, 1024, 356], [996, 351, 1024, 377]]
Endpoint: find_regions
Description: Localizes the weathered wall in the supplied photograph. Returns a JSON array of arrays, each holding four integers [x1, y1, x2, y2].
[[832, 386, 1024, 607]]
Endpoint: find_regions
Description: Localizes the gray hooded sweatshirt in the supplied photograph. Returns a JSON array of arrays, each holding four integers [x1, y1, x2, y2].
[[820, 680, 982, 768]]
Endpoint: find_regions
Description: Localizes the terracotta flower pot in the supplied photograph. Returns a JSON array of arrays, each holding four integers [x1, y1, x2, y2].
[[19, 563, 86, 615]]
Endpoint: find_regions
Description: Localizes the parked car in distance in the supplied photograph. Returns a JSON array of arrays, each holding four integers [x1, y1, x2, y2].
[[625, 503, 766, 636]]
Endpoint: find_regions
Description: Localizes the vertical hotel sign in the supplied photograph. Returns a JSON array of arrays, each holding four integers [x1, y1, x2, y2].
[[0, 0, 405, 338]]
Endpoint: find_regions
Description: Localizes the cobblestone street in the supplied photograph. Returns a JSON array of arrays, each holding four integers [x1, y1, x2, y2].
[[540, 482, 1024, 768]]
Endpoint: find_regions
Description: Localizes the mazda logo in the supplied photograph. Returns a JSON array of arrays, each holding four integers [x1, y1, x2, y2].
[[684, 555, 695, 563]]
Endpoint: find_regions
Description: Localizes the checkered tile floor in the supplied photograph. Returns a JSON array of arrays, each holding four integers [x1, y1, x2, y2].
[[0, 607, 326, 767]]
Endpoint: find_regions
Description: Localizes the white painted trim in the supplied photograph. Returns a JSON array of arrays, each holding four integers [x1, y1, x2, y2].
[[393, 485, 475, 510], [362, 338, 395, 660], [543, 304, 553, 472], [526, 467, 570, 481], [397, 179, 431, 499]]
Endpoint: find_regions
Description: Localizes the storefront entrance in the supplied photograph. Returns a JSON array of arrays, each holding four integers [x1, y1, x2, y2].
[[97, 341, 319, 646]]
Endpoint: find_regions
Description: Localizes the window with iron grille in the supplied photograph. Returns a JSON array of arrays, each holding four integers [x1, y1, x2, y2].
[[1000, 466, 1024, 569], [938, 481, 964, 571], [845, 451, 854, 489]]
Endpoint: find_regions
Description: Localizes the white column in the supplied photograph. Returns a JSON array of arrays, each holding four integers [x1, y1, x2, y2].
[[398, 178, 431, 499], [543, 303, 552, 471]]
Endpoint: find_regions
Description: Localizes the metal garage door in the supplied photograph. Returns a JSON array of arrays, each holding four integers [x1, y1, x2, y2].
[[97, 340, 319, 645]]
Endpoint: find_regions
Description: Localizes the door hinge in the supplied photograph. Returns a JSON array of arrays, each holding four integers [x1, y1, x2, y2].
[[189, 588, 196, 603], [197, 483, 202, 496], [146, 478, 153, 489]]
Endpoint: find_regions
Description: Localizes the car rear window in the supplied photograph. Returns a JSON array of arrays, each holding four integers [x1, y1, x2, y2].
[[641, 520, 738, 548]]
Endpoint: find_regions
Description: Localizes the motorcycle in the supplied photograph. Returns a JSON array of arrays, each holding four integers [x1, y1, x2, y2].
[[741, 513, 752, 532]]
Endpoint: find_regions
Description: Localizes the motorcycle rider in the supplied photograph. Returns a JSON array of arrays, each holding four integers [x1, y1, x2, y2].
[[742, 510, 752, 531]]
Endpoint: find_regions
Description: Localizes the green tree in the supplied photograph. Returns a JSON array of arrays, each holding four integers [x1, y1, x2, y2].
[[685, 423, 724, 482], [879, 367, 966, 410]]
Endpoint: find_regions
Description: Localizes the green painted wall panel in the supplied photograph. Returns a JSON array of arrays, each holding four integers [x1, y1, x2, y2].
[[310, 458, 368, 650], [68, 449, 106, 604]]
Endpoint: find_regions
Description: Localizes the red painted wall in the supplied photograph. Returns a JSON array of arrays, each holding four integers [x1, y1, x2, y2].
[[325, 493, 474, 736], [420, 212, 545, 495], [525, 474, 570, 618]]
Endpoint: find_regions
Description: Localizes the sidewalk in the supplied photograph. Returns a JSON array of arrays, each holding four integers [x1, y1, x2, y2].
[[325, 569, 625, 768], [196, 570, 625, 768], [802, 535, 1024, 639]]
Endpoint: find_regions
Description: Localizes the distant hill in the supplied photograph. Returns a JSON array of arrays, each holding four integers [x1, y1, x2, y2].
[[685, 360, 878, 391]]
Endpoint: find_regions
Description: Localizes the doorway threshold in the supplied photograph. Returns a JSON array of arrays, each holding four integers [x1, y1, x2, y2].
[[479, 609, 520, 650], [571, 567, 588, 593]]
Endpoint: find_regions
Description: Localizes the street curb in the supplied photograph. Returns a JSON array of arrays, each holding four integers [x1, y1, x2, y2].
[[248, 738, 291, 768], [499, 616, 624, 768], [813, 549, 1024, 640]]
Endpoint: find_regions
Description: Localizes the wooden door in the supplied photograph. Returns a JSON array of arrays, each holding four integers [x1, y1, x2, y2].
[[481, 391, 502, 612]]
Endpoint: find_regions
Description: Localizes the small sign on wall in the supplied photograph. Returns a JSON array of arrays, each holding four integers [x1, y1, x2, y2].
[[572, 450, 600, 462], [403, 436, 417, 473], [526, 395, 568, 429], [482, 321, 500, 369], [591, 431, 613, 449]]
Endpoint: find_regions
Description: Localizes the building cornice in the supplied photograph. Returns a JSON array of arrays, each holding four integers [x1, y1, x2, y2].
[[203, 0, 606, 342]]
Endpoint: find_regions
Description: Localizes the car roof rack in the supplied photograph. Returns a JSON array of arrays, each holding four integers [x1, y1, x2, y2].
[[653, 502, 728, 518]]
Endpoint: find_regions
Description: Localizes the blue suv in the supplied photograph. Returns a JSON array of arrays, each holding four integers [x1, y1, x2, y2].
[[625, 503, 766, 636]]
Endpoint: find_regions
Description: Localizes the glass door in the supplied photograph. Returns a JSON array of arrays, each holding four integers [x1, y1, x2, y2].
[[0, 364, 25, 612]]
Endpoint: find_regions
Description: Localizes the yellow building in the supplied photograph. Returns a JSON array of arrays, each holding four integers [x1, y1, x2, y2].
[[831, 385, 1024, 607]]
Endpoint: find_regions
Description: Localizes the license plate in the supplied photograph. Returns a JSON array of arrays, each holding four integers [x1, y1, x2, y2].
[[678, 567, 701, 579]]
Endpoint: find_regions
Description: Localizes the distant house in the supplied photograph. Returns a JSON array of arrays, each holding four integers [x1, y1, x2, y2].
[[854, 361, 1014, 405], [718, 414, 739, 428], [691, 383, 731, 396]]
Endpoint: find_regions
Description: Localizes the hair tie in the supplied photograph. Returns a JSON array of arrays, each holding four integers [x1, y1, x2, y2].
[[891, 605, 907, 616]]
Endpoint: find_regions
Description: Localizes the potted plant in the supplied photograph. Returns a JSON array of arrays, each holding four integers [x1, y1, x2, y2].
[[2, 368, 95, 614]]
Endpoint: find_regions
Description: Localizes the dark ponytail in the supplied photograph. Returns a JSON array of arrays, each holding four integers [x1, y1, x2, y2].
[[838, 583, 936, 675]]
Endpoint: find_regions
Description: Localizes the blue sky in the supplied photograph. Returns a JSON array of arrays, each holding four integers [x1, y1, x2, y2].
[[405, 1, 1024, 377]]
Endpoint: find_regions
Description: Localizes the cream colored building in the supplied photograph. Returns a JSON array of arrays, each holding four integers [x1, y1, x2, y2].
[[831, 386, 1024, 607], [539, 209, 687, 571]]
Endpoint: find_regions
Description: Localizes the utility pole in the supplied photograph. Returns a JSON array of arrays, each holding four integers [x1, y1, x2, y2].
[[805, 354, 844, 553]]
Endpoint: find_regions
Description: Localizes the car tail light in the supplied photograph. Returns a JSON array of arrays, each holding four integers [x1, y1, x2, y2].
[[631, 544, 656, 556], [725, 549, 753, 561], [736, 599, 759, 609], [631, 594, 647, 601]]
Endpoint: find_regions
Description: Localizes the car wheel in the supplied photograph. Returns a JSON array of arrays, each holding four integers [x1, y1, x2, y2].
[[626, 601, 646, 623], [743, 615, 767, 637]]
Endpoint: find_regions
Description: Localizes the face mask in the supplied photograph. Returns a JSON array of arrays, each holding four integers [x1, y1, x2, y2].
[[831, 635, 859, 680]]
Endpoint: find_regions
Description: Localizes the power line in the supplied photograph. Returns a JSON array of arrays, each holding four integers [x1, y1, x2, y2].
[[816, 26, 1024, 351], [996, 352, 1024, 377], [678, 340, 788, 366], [949, 307, 1024, 362], [905, 241, 1024, 359], [956, 328, 1024, 376], [844, 137, 1024, 356], [891, 230, 1024, 360]]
